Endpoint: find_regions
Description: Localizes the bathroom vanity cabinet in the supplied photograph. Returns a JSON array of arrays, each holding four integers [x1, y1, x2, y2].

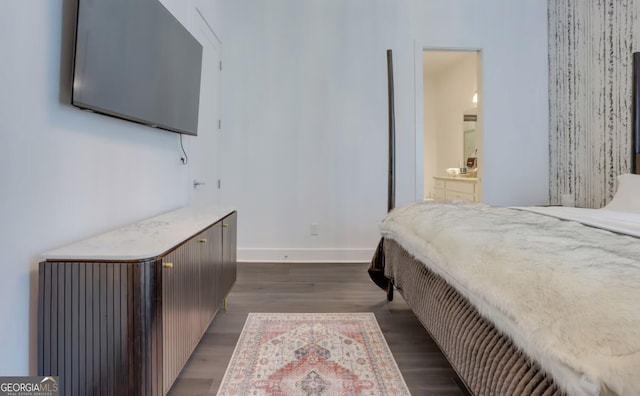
[[433, 176, 479, 202]]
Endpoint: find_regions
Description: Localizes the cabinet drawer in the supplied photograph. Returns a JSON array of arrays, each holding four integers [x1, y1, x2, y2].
[[434, 179, 445, 189], [446, 181, 475, 194], [446, 191, 476, 201]]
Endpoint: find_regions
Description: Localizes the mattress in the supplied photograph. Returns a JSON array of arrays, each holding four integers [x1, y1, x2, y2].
[[379, 238, 564, 396], [377, 201, 640, 396]]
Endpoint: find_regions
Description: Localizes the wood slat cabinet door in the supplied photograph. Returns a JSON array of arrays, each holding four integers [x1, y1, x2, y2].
[[199, 223, 223, 331], [161, 237, 201, 394], [221, 212, 237, 300], [161, 222, 226, 394]]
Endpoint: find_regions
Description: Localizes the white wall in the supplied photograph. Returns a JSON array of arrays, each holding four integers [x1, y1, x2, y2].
[[411, 1, 549, 206], [219, 0, 549, 261], [0, 0, 220, 375], [218, 1, 411, 262], [436, 57, 476, 174]]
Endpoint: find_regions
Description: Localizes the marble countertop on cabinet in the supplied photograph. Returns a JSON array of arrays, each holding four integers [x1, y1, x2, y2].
[[41, 204, 236, 261]]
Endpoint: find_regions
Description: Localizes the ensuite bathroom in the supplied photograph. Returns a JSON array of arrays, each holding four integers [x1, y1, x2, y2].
[[423, 50, 481, 202]]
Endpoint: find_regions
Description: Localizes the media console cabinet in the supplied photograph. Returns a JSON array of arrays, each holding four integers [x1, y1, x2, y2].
[[37, 205, 237, 396]]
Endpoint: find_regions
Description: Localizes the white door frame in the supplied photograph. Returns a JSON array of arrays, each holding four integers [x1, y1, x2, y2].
[[186, 7, 222, 206], [413, 42, 484, 202]]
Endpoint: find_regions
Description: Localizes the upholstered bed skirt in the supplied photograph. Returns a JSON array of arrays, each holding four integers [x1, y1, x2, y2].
[[379, 238, 565, 396]]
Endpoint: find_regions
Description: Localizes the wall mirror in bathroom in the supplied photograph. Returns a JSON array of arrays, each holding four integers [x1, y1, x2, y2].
[[463, 111, 477, 165]]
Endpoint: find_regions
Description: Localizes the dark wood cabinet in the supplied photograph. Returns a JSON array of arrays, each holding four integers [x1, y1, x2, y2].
[[38, 208, 237, 396], [221, 212, 237, 304]]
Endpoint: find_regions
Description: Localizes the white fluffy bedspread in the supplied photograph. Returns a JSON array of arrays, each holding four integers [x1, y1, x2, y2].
[[380, 202, 640, 396]]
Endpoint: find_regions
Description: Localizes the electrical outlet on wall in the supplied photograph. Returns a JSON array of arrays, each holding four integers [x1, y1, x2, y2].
[[310, 223, 319, 236]]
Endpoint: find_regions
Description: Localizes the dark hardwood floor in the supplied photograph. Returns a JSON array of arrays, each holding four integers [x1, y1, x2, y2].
[[167, 262, 466, 396]]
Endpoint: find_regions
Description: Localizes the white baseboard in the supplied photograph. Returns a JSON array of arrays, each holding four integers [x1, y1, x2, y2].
[[237, 248, 375, 263]]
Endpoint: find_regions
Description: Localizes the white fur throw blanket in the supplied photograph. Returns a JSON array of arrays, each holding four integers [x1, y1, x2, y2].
[[380, 202, 640, 396]]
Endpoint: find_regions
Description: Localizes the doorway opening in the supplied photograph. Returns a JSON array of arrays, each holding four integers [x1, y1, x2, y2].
[[422, 50, 482, 202]]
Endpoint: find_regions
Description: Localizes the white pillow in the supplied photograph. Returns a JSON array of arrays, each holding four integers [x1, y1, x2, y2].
[[603, 174, 640, 213]]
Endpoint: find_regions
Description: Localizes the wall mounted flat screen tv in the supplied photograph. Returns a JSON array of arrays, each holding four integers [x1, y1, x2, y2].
[[72, 0, 203, 136]]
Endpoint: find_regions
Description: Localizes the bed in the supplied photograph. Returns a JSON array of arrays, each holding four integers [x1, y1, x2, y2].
[[369, 174, 640, 396]]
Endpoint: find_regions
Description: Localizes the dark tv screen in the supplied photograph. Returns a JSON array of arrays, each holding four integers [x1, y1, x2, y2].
[[72, 0, 203, 136]]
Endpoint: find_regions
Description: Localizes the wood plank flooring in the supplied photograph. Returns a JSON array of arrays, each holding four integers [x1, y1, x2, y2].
[[167, 262, 467, 396]]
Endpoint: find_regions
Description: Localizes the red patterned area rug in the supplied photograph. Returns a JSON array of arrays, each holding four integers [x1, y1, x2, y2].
[[217, 313, 410, 396]]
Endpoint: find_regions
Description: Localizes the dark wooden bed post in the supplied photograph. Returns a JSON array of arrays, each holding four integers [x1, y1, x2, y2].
[[367, 51, 396, 302], [387, 49, 396, 212], [633, 52, 640, 174], [386, 49, 396, 301]]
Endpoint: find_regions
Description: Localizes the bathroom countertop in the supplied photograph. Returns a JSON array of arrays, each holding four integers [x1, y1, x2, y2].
[[434, 176, 479, 182]]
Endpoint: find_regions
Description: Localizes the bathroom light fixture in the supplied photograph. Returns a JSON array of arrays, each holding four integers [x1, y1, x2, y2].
[[472, 91, 478, 104]]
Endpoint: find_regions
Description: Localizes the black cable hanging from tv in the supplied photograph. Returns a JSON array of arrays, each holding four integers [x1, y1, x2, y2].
[[179, 134, 189, 165], [387, 49, 396, 212]]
